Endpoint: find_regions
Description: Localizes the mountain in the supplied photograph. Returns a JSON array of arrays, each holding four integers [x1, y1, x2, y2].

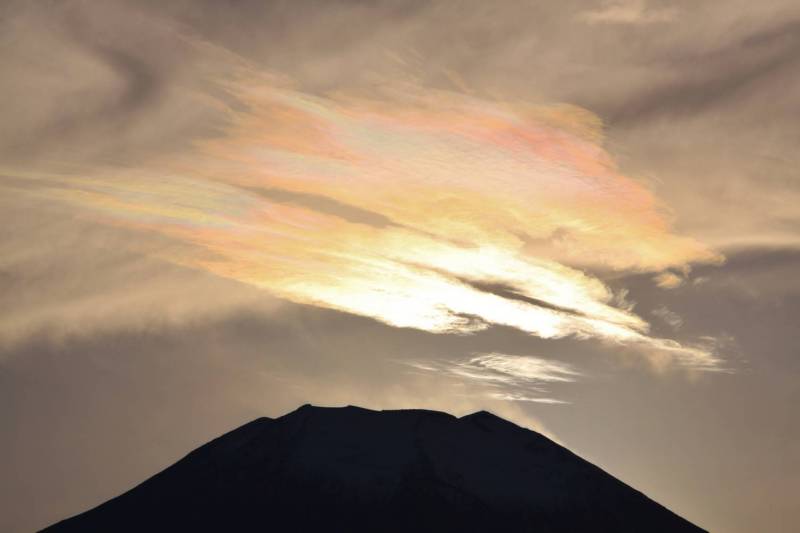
[[43, 404, 706, 532]]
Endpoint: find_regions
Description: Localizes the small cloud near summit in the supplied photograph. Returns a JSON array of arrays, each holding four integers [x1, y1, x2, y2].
[[580, 0, 678, 25]]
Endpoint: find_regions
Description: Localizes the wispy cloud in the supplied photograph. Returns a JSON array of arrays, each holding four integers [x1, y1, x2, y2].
[[580, 0, 678, 25], [487, 393, 570, 405], [409, 353, 581, 405], [4, 53, 723, 369], [468, 353, 582, 383], [652, 306, 684, 330]]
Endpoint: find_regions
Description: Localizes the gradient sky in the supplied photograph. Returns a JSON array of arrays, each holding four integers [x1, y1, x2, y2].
[[1, 1, 799, 532]]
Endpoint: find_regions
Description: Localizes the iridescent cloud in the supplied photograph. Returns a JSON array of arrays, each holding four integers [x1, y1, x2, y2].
[[35, 68, 722, 369]]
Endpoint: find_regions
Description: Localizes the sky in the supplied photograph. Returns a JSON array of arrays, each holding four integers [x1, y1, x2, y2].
[[1, 1, 798, 531]]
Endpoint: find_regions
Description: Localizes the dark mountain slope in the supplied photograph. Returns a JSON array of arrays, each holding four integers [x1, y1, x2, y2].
[[43, 404, 706, 532]]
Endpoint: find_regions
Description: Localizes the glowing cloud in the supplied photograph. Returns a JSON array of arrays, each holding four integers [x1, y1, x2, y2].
[[408, 353, 581, 404], [655, 271, 685, 289], [468, 353, 582, 383], [28, 67, 722, 369]]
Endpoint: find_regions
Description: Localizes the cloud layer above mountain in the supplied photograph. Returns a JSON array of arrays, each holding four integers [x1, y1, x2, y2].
[[7, 57, 723, 369]]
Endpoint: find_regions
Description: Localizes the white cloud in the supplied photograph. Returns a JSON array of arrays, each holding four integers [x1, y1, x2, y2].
[[488, 392, 570, 405], [468, 353, 581, 383], [652, 306, 684, 330], [408, 353, 581, 405], [581, 0, 678, 25]]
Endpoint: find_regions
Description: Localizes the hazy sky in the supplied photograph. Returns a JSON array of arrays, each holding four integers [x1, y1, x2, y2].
[[1, 1, 798, 531]]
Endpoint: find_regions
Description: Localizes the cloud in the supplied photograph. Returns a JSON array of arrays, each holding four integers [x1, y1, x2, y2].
[[580, 0, 677, 25], [3, 3, 800, 532], [245, 186, 400, 228], [409, 352, 581, 404], [0, 47, 725, 369], [468, 353, 582, 383], [487, 393, 570, 405], [654, 272, 684, 289], [0, 196, 279, 350], [603, 17, 800, 125], [0, 1, 230, 167], [651, 306, 684, 330]]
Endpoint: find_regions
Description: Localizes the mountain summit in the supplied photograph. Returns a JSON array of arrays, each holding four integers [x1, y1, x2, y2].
[[43, 404, 706, 532]]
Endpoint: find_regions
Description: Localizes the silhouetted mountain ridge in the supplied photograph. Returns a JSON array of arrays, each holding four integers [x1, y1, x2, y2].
[[43, 404, 707, 532]]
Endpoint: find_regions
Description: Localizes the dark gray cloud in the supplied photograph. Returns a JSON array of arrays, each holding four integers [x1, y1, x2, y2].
[[0, 1, 229, 166], [604, 18, 800, 125]]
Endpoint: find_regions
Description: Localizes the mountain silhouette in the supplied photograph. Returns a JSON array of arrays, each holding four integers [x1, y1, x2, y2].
[[43, 404, 706, 532]]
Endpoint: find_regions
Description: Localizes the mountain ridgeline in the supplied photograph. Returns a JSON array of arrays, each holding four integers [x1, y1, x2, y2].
[[43, 405, 706, 532]]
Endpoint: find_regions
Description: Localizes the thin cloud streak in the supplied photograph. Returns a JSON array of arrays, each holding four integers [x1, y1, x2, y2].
[[580, 0, 678, 25], [488, 393, 570, 405], [408, 352, 582, 405], [470, 353, 582, 383]]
